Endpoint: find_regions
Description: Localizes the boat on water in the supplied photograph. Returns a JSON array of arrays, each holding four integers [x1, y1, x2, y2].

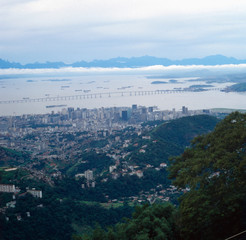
[[46, 104, 67, 108]]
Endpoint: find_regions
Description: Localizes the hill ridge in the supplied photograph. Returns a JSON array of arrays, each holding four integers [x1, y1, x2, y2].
[[1, 55, 246, 69]]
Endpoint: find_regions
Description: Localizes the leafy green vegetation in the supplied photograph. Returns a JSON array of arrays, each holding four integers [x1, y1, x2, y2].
[[0, 147, 31, 167], [95, 168, 172, 200], [78, 203, 178, 240], [152, 115, 219, 147], [1, 193, 134, 240], [0, 192, 13, 207], [66, 151, 113, 176], [48, 168, 172, 203], [128, 115, 219, 167], [169, 112, 246, 239], [0, 168, 30, 185]]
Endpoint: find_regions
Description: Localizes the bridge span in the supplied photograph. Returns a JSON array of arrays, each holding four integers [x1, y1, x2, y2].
[[0, 88, 222, 104]]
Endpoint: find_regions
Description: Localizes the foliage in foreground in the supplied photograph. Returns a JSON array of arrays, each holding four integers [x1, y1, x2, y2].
[[76, 203, 178, 240], [0, 194, 133, 240], [169, 111, 246, 239]]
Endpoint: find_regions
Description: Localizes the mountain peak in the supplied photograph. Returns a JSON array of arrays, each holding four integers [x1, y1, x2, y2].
[[0, 55, 245, 69]]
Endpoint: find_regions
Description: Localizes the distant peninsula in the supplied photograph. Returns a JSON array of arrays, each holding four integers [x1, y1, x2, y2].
[[1, 55, 246, 69], [223, 82, 246, 92]]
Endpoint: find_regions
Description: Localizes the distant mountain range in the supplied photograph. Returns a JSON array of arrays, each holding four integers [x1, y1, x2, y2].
[[1, 55, 246, 69]]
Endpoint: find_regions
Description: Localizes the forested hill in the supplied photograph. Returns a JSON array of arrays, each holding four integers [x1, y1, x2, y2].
[[127, 115, 219, 166], [0, 146, 30, 167], [152, 114, 219, 147]]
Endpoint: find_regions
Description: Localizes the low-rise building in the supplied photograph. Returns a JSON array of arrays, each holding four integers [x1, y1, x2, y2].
[[27, 189, 43, 198], [160, 163, 167, 168], [0, 184, 16, 193], [136, 170, 143, 178], [85, 170, 93, 181]]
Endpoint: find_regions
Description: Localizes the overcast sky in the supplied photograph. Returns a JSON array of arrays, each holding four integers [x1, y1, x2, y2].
[[1, 0, 246, 63]]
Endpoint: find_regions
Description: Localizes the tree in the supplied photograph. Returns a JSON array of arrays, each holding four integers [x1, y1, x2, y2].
[[169, 112, 246, 239], [76, 203, 178, 240], [119, 203, 177, 240]]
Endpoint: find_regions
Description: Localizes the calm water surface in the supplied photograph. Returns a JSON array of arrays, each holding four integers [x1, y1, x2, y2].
[[0, 73, 245, 116]]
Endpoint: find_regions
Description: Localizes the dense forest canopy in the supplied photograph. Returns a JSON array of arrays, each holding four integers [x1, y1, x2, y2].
[[76, 203, 178, 240], [169, 111, 246, 239]]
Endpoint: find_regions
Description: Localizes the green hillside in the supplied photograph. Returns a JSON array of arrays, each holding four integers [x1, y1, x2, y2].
[[0, 146, 31, 167], [152, 114, 219, 146], [128, 115, 219, 166]]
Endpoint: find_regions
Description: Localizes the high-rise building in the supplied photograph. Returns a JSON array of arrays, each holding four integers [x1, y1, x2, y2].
[[114, 112, 120, 121], [132, 104, 137, 110], [142, 107, 147, 114], [182, 106, 188, 115], [68, 107, 74, 118], [122, 110, 128, 121], [148, 107, 154, 113]]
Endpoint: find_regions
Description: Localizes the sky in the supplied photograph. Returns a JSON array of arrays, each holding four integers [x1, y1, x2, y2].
[[1, 0, 246, 64]]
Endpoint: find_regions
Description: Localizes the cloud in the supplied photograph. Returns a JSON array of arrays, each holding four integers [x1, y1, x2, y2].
[[0, 0, 35, 6], [3, 0, 246, 30], [1, 0, 246, 63], [1, 64, 246, 76]]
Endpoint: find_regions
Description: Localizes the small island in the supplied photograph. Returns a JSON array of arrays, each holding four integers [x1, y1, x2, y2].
[[189, 84, 214, 88], [169, 79, 178, 83], [151, 81, 167, 84]]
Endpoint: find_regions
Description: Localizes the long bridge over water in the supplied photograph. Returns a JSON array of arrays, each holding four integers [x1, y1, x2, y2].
[[0, 88, 223, 104]]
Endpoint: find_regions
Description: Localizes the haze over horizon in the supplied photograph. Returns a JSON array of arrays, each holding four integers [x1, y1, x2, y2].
[[1, 0, 246, 64]]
